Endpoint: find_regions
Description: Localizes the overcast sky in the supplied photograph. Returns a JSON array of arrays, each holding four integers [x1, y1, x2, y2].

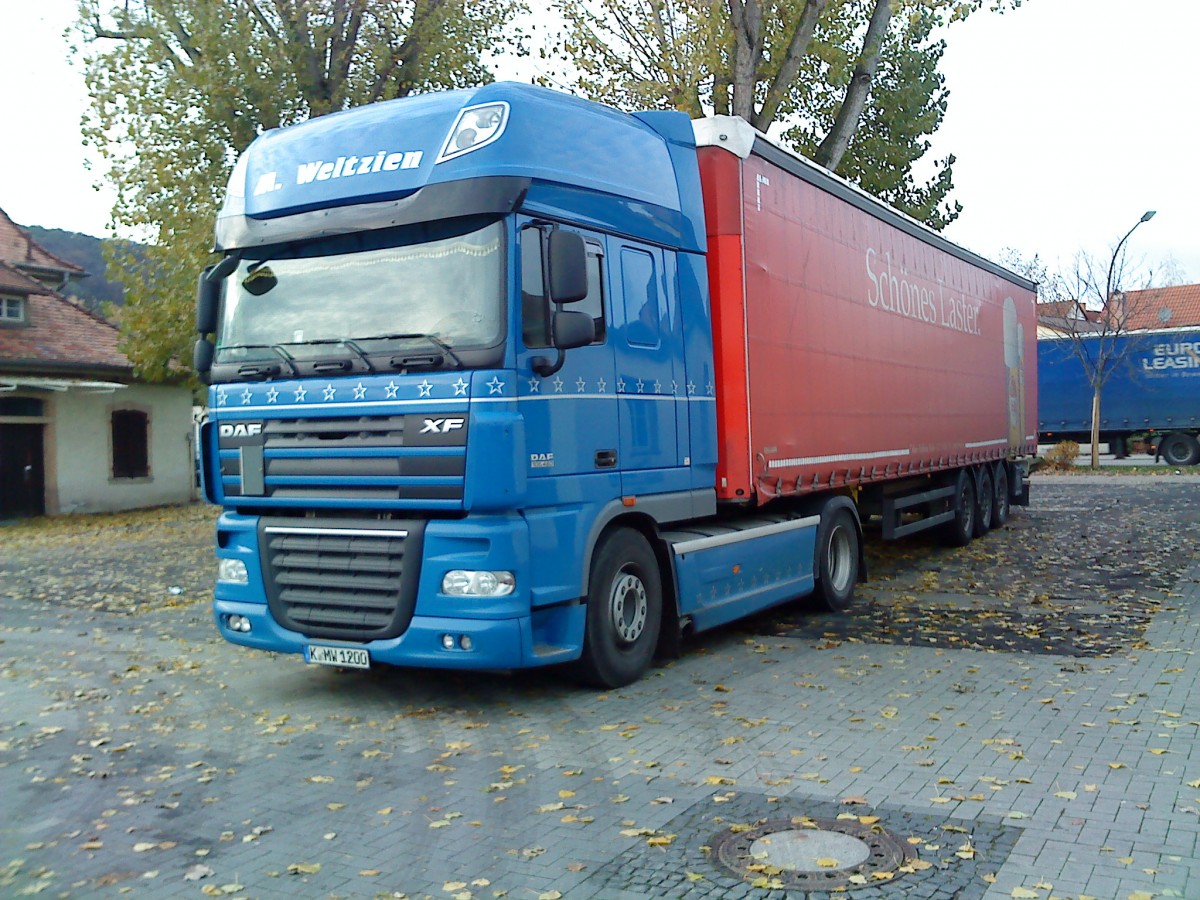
[[3, 0, 1196, 284]]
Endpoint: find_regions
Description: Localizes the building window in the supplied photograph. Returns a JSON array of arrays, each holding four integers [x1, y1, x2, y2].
[[0, 397, 44, 417], [0, 295, 27, 325], [112, 409, 150, 479]]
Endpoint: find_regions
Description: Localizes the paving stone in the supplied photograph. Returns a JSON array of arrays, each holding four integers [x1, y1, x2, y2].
[[1, 478, 1198, 898]]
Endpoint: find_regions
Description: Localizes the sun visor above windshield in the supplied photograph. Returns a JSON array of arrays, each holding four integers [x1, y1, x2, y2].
[[224, 83, 686, 227]]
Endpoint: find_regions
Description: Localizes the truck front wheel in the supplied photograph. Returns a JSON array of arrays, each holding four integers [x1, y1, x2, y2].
[[1159, 433, 1200, 466], [574, 529, 663, 689]]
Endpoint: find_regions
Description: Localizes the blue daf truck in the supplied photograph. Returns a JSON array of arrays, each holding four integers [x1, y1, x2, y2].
[[195, 83, 1035, 687]]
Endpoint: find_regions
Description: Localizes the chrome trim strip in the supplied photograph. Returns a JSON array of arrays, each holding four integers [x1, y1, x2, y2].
[[264, 526, 410, 539]]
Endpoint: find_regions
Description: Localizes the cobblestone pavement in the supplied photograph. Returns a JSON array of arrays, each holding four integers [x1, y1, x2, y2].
[[1, 476, 1198, 899]]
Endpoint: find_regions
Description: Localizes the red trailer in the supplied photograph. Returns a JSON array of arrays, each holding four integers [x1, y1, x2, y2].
[[694, 117, 1037, 540]]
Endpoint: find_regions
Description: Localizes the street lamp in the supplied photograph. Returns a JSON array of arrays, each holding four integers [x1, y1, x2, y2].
[[1094, 210, 1156, 465], [1106, 210, 1156, 311]]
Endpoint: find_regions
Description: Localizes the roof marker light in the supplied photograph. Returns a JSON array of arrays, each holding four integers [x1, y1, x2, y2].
[[436, 101, 510, 164]]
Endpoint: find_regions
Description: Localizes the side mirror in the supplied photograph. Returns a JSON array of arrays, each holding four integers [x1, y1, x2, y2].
[[547, 230, 587, 303], [196, 267, 221, 335], [553, 310, 594, 350], [193, 337, 214, 383]]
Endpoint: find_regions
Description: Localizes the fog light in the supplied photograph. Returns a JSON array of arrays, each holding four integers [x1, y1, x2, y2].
[[460, 635, 473, 651], [217, 558, 249, 584], [442, 570, 515, 596], [441, 633, 456, 650], [227, 614, 252, 633]]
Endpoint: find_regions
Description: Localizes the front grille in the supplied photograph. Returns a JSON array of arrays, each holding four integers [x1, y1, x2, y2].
[[260, 519, 426, 641]]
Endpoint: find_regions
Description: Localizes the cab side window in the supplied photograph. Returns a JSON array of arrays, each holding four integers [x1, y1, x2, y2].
[[521, 228, 607, 348], [621, 247, 660, 348], [520, 228, 550, 348], [579, 245, 607, 344]]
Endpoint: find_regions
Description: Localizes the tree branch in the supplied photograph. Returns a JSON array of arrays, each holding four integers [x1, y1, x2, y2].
[[814, 0, 892, 171], [754, 0, 826, 131]]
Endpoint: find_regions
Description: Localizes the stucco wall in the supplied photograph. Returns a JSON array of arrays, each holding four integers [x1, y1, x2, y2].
[[45, 382, 195, 514]]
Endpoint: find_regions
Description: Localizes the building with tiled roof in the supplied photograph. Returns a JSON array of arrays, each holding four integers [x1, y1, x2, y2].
[[1115, 284, 1200, 332], [0, 206, 194, 516], [1036, 284, 1200, 338]]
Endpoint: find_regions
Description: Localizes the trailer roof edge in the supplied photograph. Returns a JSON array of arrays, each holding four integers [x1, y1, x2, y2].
[[692, 115, 1037, 294]]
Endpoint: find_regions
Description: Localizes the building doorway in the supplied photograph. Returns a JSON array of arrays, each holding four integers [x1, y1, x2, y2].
[[0, 423, 45, 518]]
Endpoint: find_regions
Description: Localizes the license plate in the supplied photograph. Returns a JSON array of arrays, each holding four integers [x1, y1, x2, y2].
[[305, 644, 370, 669]]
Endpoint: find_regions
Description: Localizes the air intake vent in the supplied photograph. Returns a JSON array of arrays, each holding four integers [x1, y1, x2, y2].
[[260, 519, 426, 641]]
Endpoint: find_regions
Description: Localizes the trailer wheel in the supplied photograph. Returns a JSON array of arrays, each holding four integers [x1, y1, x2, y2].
[[1159, 433, 1200, 467], [940, 469, 976, 547], [812, 506, 860, 613], [991, 462, 1010, 528], [574, 529, 662, 689], [974, 466, 993, 537]]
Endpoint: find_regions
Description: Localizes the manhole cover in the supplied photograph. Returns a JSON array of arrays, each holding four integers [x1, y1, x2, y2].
[[750, 828, 872, 871], [711, 816, 916, 891]]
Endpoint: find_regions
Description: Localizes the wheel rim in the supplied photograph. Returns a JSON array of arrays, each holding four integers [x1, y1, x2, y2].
[[959, 480, 974, 535], [978, 473, 993, 524], [995, 467, 1009, 518], [609, 570, 648, 644], [827, 525, 854, 594]]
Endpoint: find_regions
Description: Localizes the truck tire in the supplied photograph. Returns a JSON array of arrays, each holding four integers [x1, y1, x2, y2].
[[574, 529, 663, 689], [991, 462, 1010, 528], [974, 466, 993, 537], [812, 506, 860, 613], [1159, 433, 1200, 467], [940, 469, 976, 547]]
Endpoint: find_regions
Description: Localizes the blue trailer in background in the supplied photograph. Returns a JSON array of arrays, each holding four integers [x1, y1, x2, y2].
[[1038, 328, 1200, 465]]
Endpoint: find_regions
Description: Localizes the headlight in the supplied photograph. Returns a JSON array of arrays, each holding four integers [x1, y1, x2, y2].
[[442, 570, 515, 597], [436, 102, 510, 164], [217, 558, 249, 585]]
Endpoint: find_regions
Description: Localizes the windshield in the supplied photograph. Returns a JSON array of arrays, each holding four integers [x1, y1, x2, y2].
[[215, 219, 504, 368]]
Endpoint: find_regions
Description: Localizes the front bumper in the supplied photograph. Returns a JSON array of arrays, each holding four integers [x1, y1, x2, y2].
[[213, 597, 584, 669]]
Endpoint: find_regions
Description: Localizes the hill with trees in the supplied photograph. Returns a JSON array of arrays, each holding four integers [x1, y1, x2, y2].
[[23, 224, 142, 313]]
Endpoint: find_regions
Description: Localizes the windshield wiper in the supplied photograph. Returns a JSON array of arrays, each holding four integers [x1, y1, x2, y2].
[[354, 332, 464, 370], [291, 338, 376, 374], [218, 344, 299, 378]]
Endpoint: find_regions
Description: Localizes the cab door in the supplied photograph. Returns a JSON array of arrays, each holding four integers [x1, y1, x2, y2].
[[515, 222, 618, 483], [608, 241, 680, 493]]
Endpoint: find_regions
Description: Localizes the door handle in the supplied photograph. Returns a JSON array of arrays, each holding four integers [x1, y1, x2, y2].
[[595, 449, 618, 468]]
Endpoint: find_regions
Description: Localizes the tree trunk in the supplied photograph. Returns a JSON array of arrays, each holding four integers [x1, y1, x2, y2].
[[727, 0, 762, 121], [813, 0, 891, 171], [1089, 386, 1102, 469]]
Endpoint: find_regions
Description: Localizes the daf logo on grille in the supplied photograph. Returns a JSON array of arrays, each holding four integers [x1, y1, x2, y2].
[[219, 422, 263, 438], [420, 417, 466, 434]]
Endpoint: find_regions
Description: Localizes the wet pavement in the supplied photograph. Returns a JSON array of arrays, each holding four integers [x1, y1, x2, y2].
[[1, 475, 1198, 899]]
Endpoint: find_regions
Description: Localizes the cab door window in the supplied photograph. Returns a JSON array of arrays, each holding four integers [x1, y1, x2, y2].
[[520, 227, 606, 348]]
